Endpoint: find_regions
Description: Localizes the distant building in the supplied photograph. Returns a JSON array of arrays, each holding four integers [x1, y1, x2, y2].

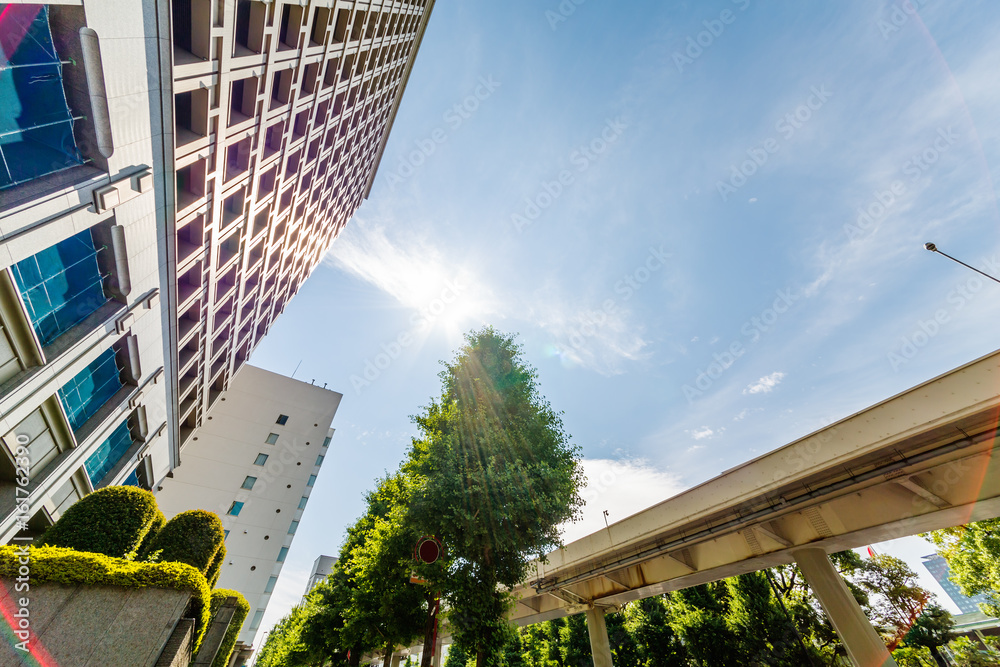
[[922, 553, 994, 614], [303, 554, 337, 601], [155, 365, 342, 647]]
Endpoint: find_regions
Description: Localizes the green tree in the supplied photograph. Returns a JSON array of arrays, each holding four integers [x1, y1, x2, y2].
[[559, 614, 592, 667], [892, 645, 936, 667], [407, 328, 584, 667], [622, 596, 686, 666], [255, 600, 321, 667], [926, 519, 1000, 617], [668, 582, 740, 666], [903, 604, 955, 667], [948, 636, 1000, 667], [445, 643, 471, 667], [856, 554, 931, 648]]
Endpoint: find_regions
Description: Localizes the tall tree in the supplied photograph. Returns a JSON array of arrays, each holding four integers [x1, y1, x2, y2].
[[925, 518, 1000, 617], [856, 553, 931, 648], [902, 604, 955, 667], [407, 328, 584, 667], [623, 596, 687, 667]]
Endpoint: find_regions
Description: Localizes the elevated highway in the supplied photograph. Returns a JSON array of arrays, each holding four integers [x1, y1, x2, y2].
[[510, 350, 1000, 667]]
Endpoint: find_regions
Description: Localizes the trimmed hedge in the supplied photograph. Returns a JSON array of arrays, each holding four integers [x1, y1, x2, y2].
[[0, 546, 212, 652], [205, 542, 226, 589], [39, 486, 164, 560], [145, 509, 226, 576], [204, 588, 250, 667]]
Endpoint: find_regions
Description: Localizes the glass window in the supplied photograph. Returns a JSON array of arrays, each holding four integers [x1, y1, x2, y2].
[[264, 576, 278, 593], [307, 474, 316, 487], [277, 546, 288, 562], [265, 433, 279, 444], [298, 496, 308, 509], [121, 469, 140, 487], [0, 6, 85, 190], [275, 415, 289, 425], [57, 347, 124, 431], [242, 475, 257, 490], [322, 436, 332, 447], [288, 520, 298, 534], [11, 229, 109, 346], [83, 419, 133, 486], [315, 454, 324, 466], [254, 453, 268, 466], [228, 501, 244, 516], [224, 530, 230, 539], [249, 609, 265, 631]]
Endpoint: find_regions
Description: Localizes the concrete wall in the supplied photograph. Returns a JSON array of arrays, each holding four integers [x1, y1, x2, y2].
[[0, 580, 191, 666]]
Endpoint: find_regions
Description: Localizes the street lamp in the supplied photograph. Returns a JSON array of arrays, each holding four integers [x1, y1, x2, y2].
[[925, 242, 1000, 284]]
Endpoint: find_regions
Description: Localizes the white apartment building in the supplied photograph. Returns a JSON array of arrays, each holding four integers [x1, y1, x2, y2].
[[155, 364, 342, 647]]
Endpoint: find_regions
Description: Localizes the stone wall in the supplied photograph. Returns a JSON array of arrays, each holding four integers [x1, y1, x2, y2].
[[0, 580, 192, 666]]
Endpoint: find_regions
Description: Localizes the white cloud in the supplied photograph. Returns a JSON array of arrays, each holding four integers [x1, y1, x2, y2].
[[744, 372, 785, 395], [560, 458, 686, 544], [689, 426, 715, 439], [328, 218, 653, 376]]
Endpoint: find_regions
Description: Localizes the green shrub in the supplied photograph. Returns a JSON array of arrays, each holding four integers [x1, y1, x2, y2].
[[202, 588, 250, 667], [205, 542, 226, 589], [145, 509, 225, 576], [39, 486, 164, 560], [0, 546, 212, 652], [137, 511, 166, 560]]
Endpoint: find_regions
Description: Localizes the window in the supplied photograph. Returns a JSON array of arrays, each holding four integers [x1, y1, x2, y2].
[[315, 455, 324, 466], [57, 347, 124, 431], [264, 576, 278, 594], [224, 530, 230, 539], [242, 475, 257, 490], [276, 415, 289, 425], [288, 520, 298, 534], [322, 436, 332, 447], [0, 6, 84, 189], [228, 501, 244, 516], [249, 609, 265, 631], [83, 419, 134, 486], [265, 433, 279, 444], [277, 547, 288, 562], [11, 230, 111, 346], [307, 474, 316, 487], [254, 453, 268, 466], [298, 496, 308, 509]]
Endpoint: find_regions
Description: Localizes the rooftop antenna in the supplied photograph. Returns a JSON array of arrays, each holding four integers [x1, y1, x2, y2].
[[291, 359, 303, 379], [924, 242, 1000, 284]]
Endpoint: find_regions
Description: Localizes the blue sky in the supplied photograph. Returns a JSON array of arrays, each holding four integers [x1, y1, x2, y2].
[[250, 0, 1000, 635]]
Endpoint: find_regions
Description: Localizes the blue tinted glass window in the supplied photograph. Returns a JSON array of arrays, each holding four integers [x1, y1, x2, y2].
[[264, 576, 277, 593], [288, 520, 298, 534], [322, 436, 331, 447], [11, 229, 108, 345], [57, 347, 123, 431], [228, 501, 244, 516], [298, 496, 308, 509], [242, 476, 257, 489], [254, 453, 268, 465], [315, 455, 324, 466], [277, 547, 288, 562], [83, 419, 133, 486], [0, 6, 84, 190], [121, 470, 140, 487], [307, 474, 316, 487]]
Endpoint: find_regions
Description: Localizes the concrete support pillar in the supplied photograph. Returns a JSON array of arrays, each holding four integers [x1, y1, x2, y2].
[[795, 548, 896, 667], [433, 634, 444, 667], [389, 653, 402, 667], [585, 608, 613, 667]]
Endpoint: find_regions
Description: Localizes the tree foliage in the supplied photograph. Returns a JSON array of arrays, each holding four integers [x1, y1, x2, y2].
[[407, 328, 584, 666], [925, 518, 1000, 617], [857, 553, 931, 647]]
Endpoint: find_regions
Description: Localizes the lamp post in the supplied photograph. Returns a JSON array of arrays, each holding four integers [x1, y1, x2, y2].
[[924, 242, 1000, 284]]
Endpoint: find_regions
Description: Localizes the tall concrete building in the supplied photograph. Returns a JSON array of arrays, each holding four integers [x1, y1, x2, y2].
[[0, 2, 174, 541], [155, 365, 342, 647], [0, 0, 434, 543], [922, 553, 994, 615], [164, 0, 435, 453], [303, 553, 337, 600]]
